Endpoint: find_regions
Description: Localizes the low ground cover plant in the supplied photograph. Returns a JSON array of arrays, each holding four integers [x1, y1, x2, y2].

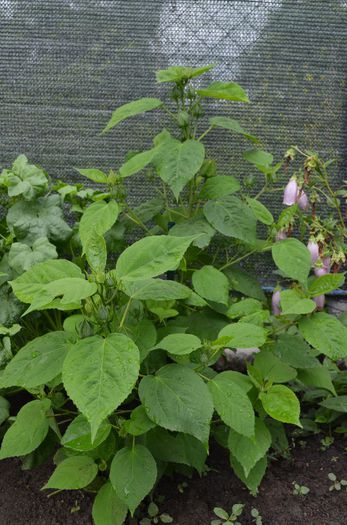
[[0, 64, 346, 524]]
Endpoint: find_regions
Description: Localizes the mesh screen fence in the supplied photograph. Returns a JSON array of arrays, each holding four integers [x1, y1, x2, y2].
[[1, 0, 346, 282]]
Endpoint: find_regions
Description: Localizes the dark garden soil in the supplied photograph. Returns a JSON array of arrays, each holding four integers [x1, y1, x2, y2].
[[0, 435, 346, 525]]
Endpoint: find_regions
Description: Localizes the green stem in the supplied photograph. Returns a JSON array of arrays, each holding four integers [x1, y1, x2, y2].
[[219, 249, 258, 271], [197, 125, 213, 142], [119, 298, 132, 330]]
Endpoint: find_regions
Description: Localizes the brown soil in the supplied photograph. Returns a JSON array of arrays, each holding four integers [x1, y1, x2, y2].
[[0, 436, 346, 525]]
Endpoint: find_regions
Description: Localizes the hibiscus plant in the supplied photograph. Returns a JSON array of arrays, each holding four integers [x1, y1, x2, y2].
[[0, 64, 346, 524]]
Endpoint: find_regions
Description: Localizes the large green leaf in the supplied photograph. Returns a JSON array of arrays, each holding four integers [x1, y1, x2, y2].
[[0, 399, 51, 459], [308, 273, 345, 297], [75, 168, 108, 184], [62, 334, 140, 440], [8, 238, 57, 274], [245, 198, 274, 225], [297, 365, 336, 395], [79, 200, 119, 251], [156, 64, 215, 83], [43, 455, 98, 489], [61, 414, 111, 451], [123, 279, 191, 301], [192, 265, 229, 305], [23, 277, 97, 315], [209, 371, 255, 437], [243, 149, 274, 173], [139, 364, 213, 443], [0, 331, 70, 388], [115, 235, 196, 282], [0, 154, 48, 200], [83, 233, 107, 274], [122, 405, 156, 436], [203, 196, 256, 242], [259, 385, 301, 426], [320, 396, 347, 413], [299, 312, 347, 360], [209, 116, 258, 142], [104, 98, 162, 132], [92, 482, 128, 525], [280, 289, 316, 316], [199, 175, 240, 200], [218, 322, 266, 348], [274, 334, 317, 369], [227, 298, 263, 320], [197, 81, 249, 102], [155, 139, 205, 199], [228, 418, 271, 476], [145, 427, 207, 474], [79, 200, 119, 271], [225, 267, 266, 302], [0, 396, 10, 425], [119, 148, 158, 178], [10, 259, 83, 303], [7, 195, 72, 243], [253, 351, 297, 383], [110, 445, 157, 515], [168, 216, 215, 249], [230, 454, 267, 493], [154, 333, 201, 355], [272, 239, 311, 284]]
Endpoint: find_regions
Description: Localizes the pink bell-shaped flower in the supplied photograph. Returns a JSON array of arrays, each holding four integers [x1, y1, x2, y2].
[[272, 290, 281, 315], [298, 190, 309, 211], [283, 177, 298, 206], [314, 294, 325, 310], [275, 230, 287, 241], [314, 256, 330, 276], [307, 240, 319, 264]]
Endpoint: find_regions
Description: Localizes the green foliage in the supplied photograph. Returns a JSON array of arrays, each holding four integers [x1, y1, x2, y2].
[[110, 444, 157, 515], [0, 65, 346, 524], [272, 238, 311, 284], [43, 455, 98, 489], [63, 334, 140, 440]]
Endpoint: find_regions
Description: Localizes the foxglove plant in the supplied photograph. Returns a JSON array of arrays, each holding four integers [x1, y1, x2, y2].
[[0, 65, 346, 525]]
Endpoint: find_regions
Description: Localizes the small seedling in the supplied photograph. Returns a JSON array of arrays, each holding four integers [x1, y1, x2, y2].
[[177, 481, 188, 494], [320, 436, 334, 451], [211, 504, 245, 525], [328, 473, 347, 492], [292, 482, 310, 496], [251, 507, 263, 525], [140, 502, 173, 524], [70, 500, 80, 513]]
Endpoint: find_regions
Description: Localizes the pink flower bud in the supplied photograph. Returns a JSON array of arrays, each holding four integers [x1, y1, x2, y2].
[[298, 190, 309, 211], [314, 266, 328, 277], [322, 256, 331, 270], [276, 230, 287, 241], [272, 290, 281, 315], [307, 240, 319, 264], [314, 294, 325, 310], [314, 256, 330, 276], [283, 178, 298, 206]]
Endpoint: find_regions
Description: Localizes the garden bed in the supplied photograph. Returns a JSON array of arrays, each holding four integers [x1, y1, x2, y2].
[[1, 435, 346, 525]]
